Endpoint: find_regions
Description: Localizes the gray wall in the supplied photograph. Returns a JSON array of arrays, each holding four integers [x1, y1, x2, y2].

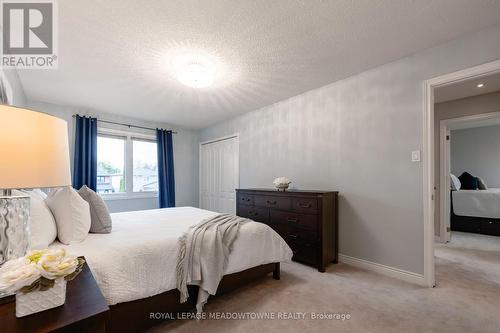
[[451, 124, 500, 187], [434, 91, 500, 235], [26, 100, 200, 212], [201, 24, 500, 276]]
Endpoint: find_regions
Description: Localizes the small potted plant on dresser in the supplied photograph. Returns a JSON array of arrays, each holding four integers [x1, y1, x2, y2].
[[0, 248, 84, 317]]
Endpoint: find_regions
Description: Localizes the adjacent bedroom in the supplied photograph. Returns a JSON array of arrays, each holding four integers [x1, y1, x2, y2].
[[1, 1, 500, 333], [434, 71, 500, 310]]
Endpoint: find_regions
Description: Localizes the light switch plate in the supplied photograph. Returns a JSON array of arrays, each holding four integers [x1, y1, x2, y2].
[[411, 150, 421, 162]]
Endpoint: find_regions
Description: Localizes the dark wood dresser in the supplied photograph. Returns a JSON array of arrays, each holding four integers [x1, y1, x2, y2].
[[236, 188, 338, 272]]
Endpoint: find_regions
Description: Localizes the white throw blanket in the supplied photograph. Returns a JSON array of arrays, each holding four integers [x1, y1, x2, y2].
[[176, 213, 248, 312]]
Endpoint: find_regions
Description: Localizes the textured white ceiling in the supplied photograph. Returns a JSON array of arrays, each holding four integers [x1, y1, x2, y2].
[[18, 0, 500, 129], [435, 71, 500, 103]]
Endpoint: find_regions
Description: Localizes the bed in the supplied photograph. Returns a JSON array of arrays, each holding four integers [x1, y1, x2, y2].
[[50, 206, 292, 332], [451, 189, 500, 236]]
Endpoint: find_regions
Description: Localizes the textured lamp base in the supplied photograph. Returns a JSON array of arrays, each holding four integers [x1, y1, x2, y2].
[[16, 278, 67, 317], [0, 193, 30, 299]]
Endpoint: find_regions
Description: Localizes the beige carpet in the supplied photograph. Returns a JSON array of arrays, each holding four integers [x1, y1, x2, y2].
[[149, 232, 500, 333]]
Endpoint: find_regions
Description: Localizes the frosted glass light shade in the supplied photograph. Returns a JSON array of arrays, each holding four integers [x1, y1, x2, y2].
[[0, 105, 71, 189]]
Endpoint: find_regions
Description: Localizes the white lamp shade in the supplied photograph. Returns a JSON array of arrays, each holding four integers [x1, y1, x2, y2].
[[0, 105, 71, 189]]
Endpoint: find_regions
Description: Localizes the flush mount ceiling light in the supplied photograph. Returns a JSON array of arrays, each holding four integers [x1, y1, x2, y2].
[[476, 83, 485, 88], [171, 52, 219, 88]]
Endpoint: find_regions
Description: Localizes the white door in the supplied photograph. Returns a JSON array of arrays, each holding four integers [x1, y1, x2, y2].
[[444, 128, 451, 242], [200, 136, 239, 214]]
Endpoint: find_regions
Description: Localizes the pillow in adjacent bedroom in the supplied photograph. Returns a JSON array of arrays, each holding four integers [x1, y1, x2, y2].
[[458, 172, 478, 190], [78, 185, 112, 233], [450, 174, 461, 190], [46, 186, 91, 244], [12, 189, 57, 249], [477, 177, 488, 190]]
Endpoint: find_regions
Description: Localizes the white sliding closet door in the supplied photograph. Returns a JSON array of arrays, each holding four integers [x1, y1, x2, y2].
[[200, 135, 239, 214]]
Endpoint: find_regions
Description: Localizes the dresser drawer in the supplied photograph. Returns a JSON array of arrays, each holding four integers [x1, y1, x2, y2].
[[270, 210, 318, 231], [289, 241, 317, 266], [287, 227, 318, 242], [238, 193, 254, 206], [255, 195, 291, 210], [238, 205, 269, 223], [292, 197, 318, 213], [268, 222, 288, 240]]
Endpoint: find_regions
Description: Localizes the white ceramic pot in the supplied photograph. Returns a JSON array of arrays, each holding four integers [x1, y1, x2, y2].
[[15, 278, 66, 317]]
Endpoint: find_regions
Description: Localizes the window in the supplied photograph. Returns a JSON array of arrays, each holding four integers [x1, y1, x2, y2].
[[96, 129, 158, 198], [97, 136, 125, 194], [133, 139, 158, 192]]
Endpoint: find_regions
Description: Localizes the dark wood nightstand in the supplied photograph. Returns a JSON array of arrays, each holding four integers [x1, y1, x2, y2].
[[0, 258, 109, 333]]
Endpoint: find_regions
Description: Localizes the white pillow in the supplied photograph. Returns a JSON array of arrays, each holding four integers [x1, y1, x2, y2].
[[12, 190, 57, 250], [450, 174, 461, 190], [46, 186, 91, 245], [32, 189, 48, 199]]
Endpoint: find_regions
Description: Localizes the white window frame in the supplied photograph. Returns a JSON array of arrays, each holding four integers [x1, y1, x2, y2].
[[97, 127, 158, 201]]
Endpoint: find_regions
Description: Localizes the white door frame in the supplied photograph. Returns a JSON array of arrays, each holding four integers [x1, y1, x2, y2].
[[199, 134, 240, 211], [423, 59, 500, 288], [438, 110, 500, 243]]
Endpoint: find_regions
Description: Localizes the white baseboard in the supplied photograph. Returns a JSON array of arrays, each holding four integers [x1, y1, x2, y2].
[[338, 254, 427, 286]]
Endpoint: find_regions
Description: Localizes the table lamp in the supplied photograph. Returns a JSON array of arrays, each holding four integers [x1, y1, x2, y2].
[[0, 105, 71, 268]]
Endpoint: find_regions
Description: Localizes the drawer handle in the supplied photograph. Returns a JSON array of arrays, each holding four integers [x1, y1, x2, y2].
[[298, 203, 312, 208], [289, 234, 298, 239], [242, 198, 251, 202], [292, 250, 299, 254], [267, 200, 277, 205], [489, 221, 493, 224], [287, 218, 298, 223]]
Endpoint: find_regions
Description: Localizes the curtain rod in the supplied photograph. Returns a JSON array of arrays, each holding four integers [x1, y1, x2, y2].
[[72, 114, 178, 134]]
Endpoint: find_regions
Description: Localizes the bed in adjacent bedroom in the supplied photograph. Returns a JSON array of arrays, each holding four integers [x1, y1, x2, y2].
[[451, 189, 500, 236], [49, 206, 293, 306]]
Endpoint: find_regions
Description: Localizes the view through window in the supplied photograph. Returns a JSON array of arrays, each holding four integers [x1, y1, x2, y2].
[[96, 135, 125, 194], [133, 139, 158, 192]]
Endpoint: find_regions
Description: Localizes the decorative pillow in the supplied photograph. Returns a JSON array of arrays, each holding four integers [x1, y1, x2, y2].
[[12, 190, 57, 249], [46, 186, 91, 245], [78, 185, 112, 233], [32, 189, 48, 199], [458, 172, 478, 190], [450, 174, 461, 191], [477, 177, 488, 190]]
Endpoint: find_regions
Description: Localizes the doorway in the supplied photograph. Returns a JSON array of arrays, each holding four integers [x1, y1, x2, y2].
[[199, 135, 239, 214], [438, 111, 500, 244], [423, 60, 500, 287]]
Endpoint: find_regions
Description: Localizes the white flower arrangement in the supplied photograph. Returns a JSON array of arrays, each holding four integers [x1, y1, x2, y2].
[[273, 177, 291, 191], [0, 248, 84, 295]]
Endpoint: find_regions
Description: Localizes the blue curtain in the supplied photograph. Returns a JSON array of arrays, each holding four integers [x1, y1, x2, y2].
[[73, 115, 97, 190], [156, 129, 175, 208]]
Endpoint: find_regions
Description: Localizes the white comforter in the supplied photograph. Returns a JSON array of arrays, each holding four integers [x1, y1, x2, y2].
[[453, 188, 500, 218], [49, 207, 292, 305]]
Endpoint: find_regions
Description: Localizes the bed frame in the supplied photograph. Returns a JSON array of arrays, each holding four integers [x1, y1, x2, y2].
[[106, 262, 280, 333], [450, 191, 500, 236]]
